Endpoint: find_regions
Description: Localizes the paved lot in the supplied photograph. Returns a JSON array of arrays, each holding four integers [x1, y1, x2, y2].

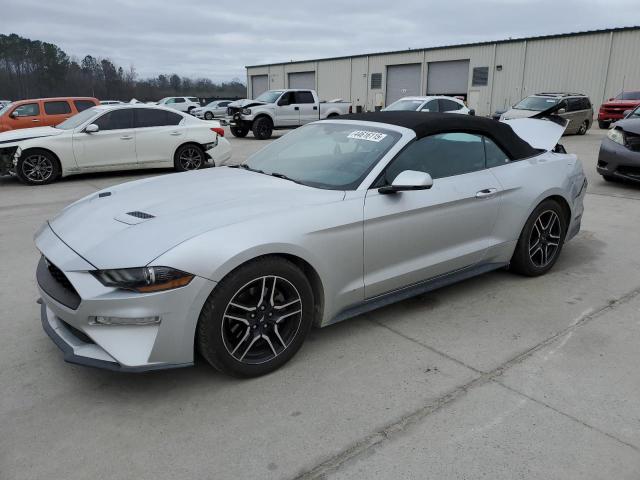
[[2, 127, 640, 479]]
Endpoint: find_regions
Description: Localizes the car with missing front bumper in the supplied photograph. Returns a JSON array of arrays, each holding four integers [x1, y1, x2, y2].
[[597, 106, 640, 182], [35, 111, 586, 377]]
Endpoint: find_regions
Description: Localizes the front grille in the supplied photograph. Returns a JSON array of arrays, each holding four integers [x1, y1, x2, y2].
[[59, 319, 94, 344], [127, 210, 154, 219], [47, 260, 74, 290], [625, 131, 640, 152], [227, 107, 241, 116], [37, 256, 81, 310]]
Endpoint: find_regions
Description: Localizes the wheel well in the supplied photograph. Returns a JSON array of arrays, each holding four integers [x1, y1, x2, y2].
[[546, 195, 571, 225], [253, 114, 273, 126], [327, 113, 339, 118], [174, 142, 205, 158], [20, 148, 62, 175]]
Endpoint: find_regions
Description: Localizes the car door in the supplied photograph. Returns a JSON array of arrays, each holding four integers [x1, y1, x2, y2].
[[134, 108, 185, 165], [43, 100, 73, 127], [72, 108, 136, 169], [275, 92, 299, 126], [363, 132, 501, 298], [420, 99, 439, 112], [7, 102, 43, 130], [215, 101, 231, 117], [295, 91, 318, 124]]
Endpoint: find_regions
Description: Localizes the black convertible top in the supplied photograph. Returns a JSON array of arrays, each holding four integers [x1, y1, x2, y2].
[[335, 111, 539, 160]]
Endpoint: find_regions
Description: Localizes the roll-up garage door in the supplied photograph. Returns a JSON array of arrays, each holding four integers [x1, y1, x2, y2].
[[427, 60, 470, 96], [385, 64, 422, 106], [251, 75, 268, 98], [288, 71, 315, 89]]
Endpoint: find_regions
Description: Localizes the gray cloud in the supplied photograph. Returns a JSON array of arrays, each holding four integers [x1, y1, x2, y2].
[[3, 0, 640, 82]]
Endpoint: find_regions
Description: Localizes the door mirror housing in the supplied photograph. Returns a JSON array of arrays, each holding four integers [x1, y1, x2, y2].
[[378, 170, 434, 194], [557, 108, 566, 114], [85, 123, 99, 133]]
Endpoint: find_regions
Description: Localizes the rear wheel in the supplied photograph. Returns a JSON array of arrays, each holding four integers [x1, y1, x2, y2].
[[230, 126, 249, 138], [174, 144, 205, 171], [204, 111, 214, 120], [16, 149, 60, 185], [577, 120, 588, 135], [510, 199, 567, 277], [197, 257, 314, 377], [598, 120, 610, 129], [252, 116, 273, 140]]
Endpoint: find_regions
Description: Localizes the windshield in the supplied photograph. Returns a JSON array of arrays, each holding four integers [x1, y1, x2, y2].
[[615, 91, 640, 100], [384, 100, 424, 111], [206, 101, 218, 107], [244, 122, 401, 190], [0, 102, 13, 116], [55, 107, 99, 130], [627, 106, 640, 118], [254, 90, 284, 103], [514, 96, 559, 111]]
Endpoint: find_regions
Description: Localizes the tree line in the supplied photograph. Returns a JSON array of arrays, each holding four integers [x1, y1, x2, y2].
[[0, 33, 246, 101]]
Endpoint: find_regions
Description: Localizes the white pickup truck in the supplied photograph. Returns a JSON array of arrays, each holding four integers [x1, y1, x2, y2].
[[223, 89, 352, 139]]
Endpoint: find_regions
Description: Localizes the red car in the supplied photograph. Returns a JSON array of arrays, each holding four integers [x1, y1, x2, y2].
[[598, 91, 640, 129]]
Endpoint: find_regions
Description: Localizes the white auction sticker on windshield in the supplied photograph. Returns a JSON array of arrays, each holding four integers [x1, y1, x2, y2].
[[347, 130, 387, 142]]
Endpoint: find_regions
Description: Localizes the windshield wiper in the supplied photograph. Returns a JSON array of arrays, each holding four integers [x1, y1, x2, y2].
[[270, 172, 304, 185], [235, 164, 265, 174]]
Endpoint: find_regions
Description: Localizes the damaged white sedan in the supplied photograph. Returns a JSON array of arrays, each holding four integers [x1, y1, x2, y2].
[[35, 111, 586, 377], [0, 104, 231, 185]]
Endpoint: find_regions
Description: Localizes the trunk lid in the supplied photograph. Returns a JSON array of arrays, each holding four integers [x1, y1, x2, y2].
[[501, 118, 568, 151]]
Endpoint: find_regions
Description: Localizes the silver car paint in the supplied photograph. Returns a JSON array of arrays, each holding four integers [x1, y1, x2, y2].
[[35, 119, 586, 370]]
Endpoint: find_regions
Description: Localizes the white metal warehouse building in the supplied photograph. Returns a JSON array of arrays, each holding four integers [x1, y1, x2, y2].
[[245, 26, 640, 117]]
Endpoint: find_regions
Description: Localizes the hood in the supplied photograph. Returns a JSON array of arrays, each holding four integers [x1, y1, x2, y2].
[[602, 99, 640, 107], [48, 167, 345, 269], [613, 117, 640, 135], [228, 99, 267, 108], [501, 118, 567, 151], [0, 126, 63, 145]]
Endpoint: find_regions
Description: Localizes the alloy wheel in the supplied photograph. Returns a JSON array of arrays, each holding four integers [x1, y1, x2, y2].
[[578, 121, 588, 135], [221, 275, 303, 364], [528, 210, 561, 268], [22, 154, 54, 183], [179, 147, 203, 170]]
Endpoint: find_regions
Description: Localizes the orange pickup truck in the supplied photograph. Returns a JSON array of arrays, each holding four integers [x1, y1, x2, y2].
[[0, 97, 98, 132]]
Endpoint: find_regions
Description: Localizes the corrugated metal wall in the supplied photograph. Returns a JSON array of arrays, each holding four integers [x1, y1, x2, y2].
[[247, 28, 640, 116]]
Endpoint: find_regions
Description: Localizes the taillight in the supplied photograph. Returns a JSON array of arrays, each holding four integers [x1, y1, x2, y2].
[[211, 127, 224, 137], [349, 105, 352, 114]]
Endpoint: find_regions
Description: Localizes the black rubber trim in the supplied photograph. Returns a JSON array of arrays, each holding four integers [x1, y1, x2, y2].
[[40, 301, 193, 373], [36, 256, 81, 310]]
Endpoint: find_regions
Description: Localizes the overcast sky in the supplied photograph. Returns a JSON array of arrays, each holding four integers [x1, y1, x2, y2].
[[3, 0, 640, 83]]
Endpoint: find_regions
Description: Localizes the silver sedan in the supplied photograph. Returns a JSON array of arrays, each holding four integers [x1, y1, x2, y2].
[[35, 112, 586, 377]]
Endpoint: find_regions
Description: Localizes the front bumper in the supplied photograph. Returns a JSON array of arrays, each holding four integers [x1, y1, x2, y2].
[[35, 225, 216, 372], [597, 137, 640, 182]]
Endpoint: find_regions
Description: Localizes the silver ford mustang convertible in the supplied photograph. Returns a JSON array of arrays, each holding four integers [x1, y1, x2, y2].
[[35, 112, 586, 377]]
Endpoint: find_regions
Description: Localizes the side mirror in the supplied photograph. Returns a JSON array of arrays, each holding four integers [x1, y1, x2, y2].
[[469, 109, 476, 116], [9, 111, 17, 118], [85, 123, 99, 133], [623, 109, 633, 117], [557, 108, 566, 114], [378, 170, 433, 194]]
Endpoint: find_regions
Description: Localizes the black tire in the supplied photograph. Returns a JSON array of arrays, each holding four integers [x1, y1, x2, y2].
[[598, 120, 610, 129], [252, 116, 273, 140], [577, 120, 589, 135], [230, 126, 249, 138], [204, 111, 214, 120], [197, 257, 314, 377], [602, 174, 616, 182], [510, 199, 568, 277], [174, 144, 205, 172], [187, 106, 195, 115], [16, 149, 60, 185]]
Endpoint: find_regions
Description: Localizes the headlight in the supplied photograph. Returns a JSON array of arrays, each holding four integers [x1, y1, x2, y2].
[[607, 128, 625, 145], [242, 108, 251, 115], [91, 266, 194, 293]]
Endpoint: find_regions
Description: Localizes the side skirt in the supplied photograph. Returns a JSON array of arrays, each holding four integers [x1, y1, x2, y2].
[[325, 262, 508, 327]]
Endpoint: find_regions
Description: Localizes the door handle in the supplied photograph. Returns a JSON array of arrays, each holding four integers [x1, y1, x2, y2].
[[120, 135, 133, 140], [170, 131, 182, 136], [294, 106, 299, 111], [313, 106, 318, 110], [32, 119, 40, 122], [475, 188, 498, 199]]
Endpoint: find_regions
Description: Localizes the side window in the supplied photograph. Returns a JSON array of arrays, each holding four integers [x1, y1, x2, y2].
[[188, 97, 199, 103], [439, 99, 463, 112], [219, 101, 230, 107], [567, 98, 582, 112], [279, 92, 295, 105], [384, 133, 485, 183], [44, 101, 72, 115], [484, 137, 510, 168], [421, 100, 439, 112], [135, 108, 183, 127], [165, 98, 175, 104], [12, 103, 40, 117], [94, 109, 134, 130], [74, 100, 96, 112], [174, 98, 185, 104], [294, 91, 315, 104]]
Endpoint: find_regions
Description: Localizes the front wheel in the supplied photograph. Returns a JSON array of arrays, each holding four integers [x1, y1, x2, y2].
[[577, 120, 588, 135], [252, 117, 273, 140], [510, 199, 567, 277], [204, 111, 214, 120], [230, 126, 249, 138], [197, 257, 314, 377], [16, 149, 60, 185], [174, 144, 205, 172]]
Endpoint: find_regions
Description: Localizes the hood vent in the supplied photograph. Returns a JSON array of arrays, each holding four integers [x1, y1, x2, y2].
[[127, 211, 155, 219]]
